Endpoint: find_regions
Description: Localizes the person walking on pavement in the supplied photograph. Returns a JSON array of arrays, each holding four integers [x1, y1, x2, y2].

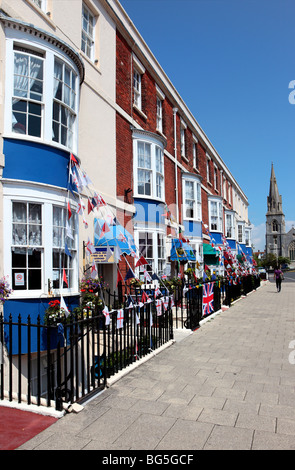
[[274, 265, 284, 292]]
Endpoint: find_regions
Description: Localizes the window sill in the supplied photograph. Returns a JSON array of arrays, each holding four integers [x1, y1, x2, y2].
[[26, 0, 56, 30], [181, 155, 189, 163], [133, 194, 165, 204], [2, 133, 77, 156], [156, 129, 167, 141], [80, 50, 101, 74], [9, 290, 80, 300], [133, 104, 147, 120], [183, 218, 202, 223]]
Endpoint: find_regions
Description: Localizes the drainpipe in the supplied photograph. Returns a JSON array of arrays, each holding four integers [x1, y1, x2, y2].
[[173, 107, 179, 227]]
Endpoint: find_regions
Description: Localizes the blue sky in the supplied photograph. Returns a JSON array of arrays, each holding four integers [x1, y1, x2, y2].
[[120, 0, 295, 251]]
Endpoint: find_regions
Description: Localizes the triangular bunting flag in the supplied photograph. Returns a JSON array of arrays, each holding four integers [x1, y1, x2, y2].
[[124, 268, 135, 281], [86, 237, 96, 254], [99, 222, 110, 239], [90, 259, 98, 279], [70, 153, 78, 165], [63, 268, 68, 287], [88, 198, 94, 214], [116, 270, 123, 287], [67, 201, 72, 219], [135, 256, 148, 267]]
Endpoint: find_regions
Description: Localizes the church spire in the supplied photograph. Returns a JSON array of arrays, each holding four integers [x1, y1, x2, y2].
[[267, 163, 284, 215]]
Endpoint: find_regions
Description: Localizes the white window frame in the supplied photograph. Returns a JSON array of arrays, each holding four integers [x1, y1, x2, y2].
[[3, 183, 79, 299], [11, 47, 45, 139], [245, 229, 250, 247], [214, 164, 218, 191], [228, 182, 232, 205], [225, 211, 235, 239], [133, 132, 165, 202], [180, 119, 187, 159], [208, 197, 223, 233], [135, 229, 166, 278], [156, 85, 165, 134], [156, 96, 163, 133], [182, 175, 202, 222], [30, 0, 47, 11], [81, 2, 95, 61], [132, 54, 145, 112], [206, 155, 212, 184], [223, 177, 227, 201], [4, 33, 80, 154], [237, 223, 244, 244], [193, 136, 198, 170], [52, 57, 77, 149]]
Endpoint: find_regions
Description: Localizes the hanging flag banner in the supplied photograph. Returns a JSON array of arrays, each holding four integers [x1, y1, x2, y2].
[[102, 306, 110, 326], [117, 309, 124, 329], [202, 282, 214, 316]]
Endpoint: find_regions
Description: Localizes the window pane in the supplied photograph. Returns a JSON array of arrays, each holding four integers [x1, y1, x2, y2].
[[12, 269, 27, 290], [28, 249, 41, 267], [12, 249, 26, 268], [14, 53, 29, 97], [13, 202, 27, 222], [12, 112, 27, 134], [12, 224, 27, 245], [28, 102, 41, 116], [12, 99, 27, 113], [29, 224, 42, 245], [28, 114, 41, 137], [29, 204, 41, 223], [28, 269, 42, 290]]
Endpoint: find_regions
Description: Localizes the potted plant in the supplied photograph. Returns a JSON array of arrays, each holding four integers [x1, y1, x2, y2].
[[44, 299, 69, 326]]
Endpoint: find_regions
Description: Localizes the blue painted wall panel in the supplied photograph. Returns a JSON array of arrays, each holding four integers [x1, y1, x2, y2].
[[133, 199, 165, 225], [3, 296, 80, 354], [3, 138, 71, 190], [183, 220, 202, 238]]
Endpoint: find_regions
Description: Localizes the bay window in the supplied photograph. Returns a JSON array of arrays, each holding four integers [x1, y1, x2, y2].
[[52, 59, 77, 148], [225, 212, 234, 239], [156, 146, 164, 199], [133, 131, 165, 201], [12, 48, 44, 137], [183, 176, 201, 221], [6, 38, 81, 153], [12, 202, 42, 291], [52, 206, 77, 289], [209, 198, 223, 232], [137, 230, 166, 277], [238, 224, 244, 243], [137, 142, 152, 196], [5, 186, 78, 297]]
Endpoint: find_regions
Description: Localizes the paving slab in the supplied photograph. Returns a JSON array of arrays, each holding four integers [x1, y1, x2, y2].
[[16, 281, 295, 450]]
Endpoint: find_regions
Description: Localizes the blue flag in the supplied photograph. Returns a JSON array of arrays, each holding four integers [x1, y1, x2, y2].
[[124, 268, 135, 281], [65, 243, 72, 258]]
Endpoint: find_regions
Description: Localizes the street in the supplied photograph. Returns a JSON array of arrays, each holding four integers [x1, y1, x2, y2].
[[268, 270, 295, 283]]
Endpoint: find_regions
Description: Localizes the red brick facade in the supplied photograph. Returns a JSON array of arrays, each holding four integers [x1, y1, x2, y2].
[[115, 26, 245, 263]]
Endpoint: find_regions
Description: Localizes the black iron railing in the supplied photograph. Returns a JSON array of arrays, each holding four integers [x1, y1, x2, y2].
[[0, 274, 260, 411], [0, 299, 173, 411]]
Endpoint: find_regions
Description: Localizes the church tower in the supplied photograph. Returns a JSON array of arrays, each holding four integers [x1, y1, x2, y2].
[[265, 163, 286, 257]]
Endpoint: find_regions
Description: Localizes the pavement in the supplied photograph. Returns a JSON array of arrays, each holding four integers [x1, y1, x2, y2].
[[2, 279, 295, 451]]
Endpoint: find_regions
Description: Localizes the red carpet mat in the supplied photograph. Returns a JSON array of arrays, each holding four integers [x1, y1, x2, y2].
[[0, 406, 57, 450]]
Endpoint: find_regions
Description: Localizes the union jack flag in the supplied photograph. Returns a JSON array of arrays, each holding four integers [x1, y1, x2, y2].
[[202, 282, 214, 316]]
